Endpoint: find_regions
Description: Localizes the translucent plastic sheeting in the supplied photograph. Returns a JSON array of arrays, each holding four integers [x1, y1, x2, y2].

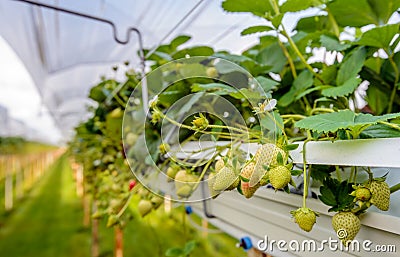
[[0, 0, 262, 138]]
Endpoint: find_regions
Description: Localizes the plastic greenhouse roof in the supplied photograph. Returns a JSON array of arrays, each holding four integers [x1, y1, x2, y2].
[[0, 0, 264, 139]]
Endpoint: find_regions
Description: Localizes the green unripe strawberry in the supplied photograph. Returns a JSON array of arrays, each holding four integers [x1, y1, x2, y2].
[[369, 181, 390, 211], [269, 165, 291, 190], [174, 169, 198, 198], [291, 207, 318, 232], [174, 170, 187, 189], [207, 173, 220, 198], [215, 159, 225, 172], [176, 184, 193, 198], [350, 186, 371, 202], [206, 67, 218, 78], [151, 195, 164, 209], [227, 177, 240, 190], [213, 166, 238, 191], [240, 162, 260, 198], [251, 143, 286, 186], [166, 167, 178, 182], [138, 200, 153, 217], [332, 211, 360, 246]]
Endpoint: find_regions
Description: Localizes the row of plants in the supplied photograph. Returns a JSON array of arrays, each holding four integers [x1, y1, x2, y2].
[[69, 0, 400, 253], [68, 63, 245, 256]]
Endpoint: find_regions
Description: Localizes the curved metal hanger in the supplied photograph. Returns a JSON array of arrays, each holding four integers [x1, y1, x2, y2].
[[11, 0, 149, 112]]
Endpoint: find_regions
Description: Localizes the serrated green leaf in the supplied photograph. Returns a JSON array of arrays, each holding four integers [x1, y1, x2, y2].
[[366, 84, 390, 115], [281, 0, 313, 13], [319, 186, 337, 206], [165, 247, 183, 257], [337, 181, 353, 201], [183, 240, 196, 255], [260, 111, 284, 135], [279, 70, 314, 107], [271, 14, 284, 28], [295, 15, 330, 33], [256, 42, 286, 73], [191, 83, 235, 95], [255, 76, 279, 92], [170, 35, 191, 51], [320, 35, 351, 51], [356, 24, 400, 50], [172, 46, 214, 59], [241, 25, 274, 36], [328, 0, 378, 27], [89, 85, 107, 102], [361, 124, 400, 138], [229, 88, 263, 101], [291, 169, 303, 176], [284, 144, 299, 151], [367, 0, 400, 25], [336, 47, 366, 85], [295, 110, 400, 134], [179, 63, 207, 77], [311, 165, 334, 182], [322, 77, 361, 97], [222, 0, 275, 17]]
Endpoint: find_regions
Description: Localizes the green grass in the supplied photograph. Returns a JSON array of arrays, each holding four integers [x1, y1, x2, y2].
[[0, 155, 245, 257]]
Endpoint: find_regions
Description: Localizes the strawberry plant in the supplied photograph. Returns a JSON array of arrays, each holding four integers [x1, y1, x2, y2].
[[69, 0, 400, 252]]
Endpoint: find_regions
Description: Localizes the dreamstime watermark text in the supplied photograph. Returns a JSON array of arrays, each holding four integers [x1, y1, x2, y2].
[[257, 235, 397, 253]]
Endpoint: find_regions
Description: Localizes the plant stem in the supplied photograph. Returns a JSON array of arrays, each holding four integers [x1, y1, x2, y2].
[[278, 39, 297, 78], [390, 183, 400, 194], [387, 55, 399, 113], [302, 139, 312, 208], [310, 107, 335, 115], [270, 0, 280, 15], [335, 165, 342, 182], [326, 7, 340, 38], [378, 121, 400, 131], [280, 25, 324, 83], [281, 114, 306, 120]]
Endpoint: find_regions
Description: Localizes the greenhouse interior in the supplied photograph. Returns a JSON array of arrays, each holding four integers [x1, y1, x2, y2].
[[1, 0, 400, 256]]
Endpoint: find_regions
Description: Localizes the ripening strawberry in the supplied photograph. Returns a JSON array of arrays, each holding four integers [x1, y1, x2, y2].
[[251, 143, 286, 186], [269, 165, 291, 190], [350, 185, 371, 207], [291, 207, 318, 232], [129, 180, 137, 191], [369, 181, 390, 211], [138, 199, 153, 217], [332, 211, 361, 246], [240, 162, 260, 198]]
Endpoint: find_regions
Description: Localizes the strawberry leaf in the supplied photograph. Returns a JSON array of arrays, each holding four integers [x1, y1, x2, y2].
[[241, 25, 274, 36], [239, 175, 250, 182], [295, 110, 400, 136], [321, 77, 361, 98], [319, 178, 355, 212], [284, 144, 299, 151]]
